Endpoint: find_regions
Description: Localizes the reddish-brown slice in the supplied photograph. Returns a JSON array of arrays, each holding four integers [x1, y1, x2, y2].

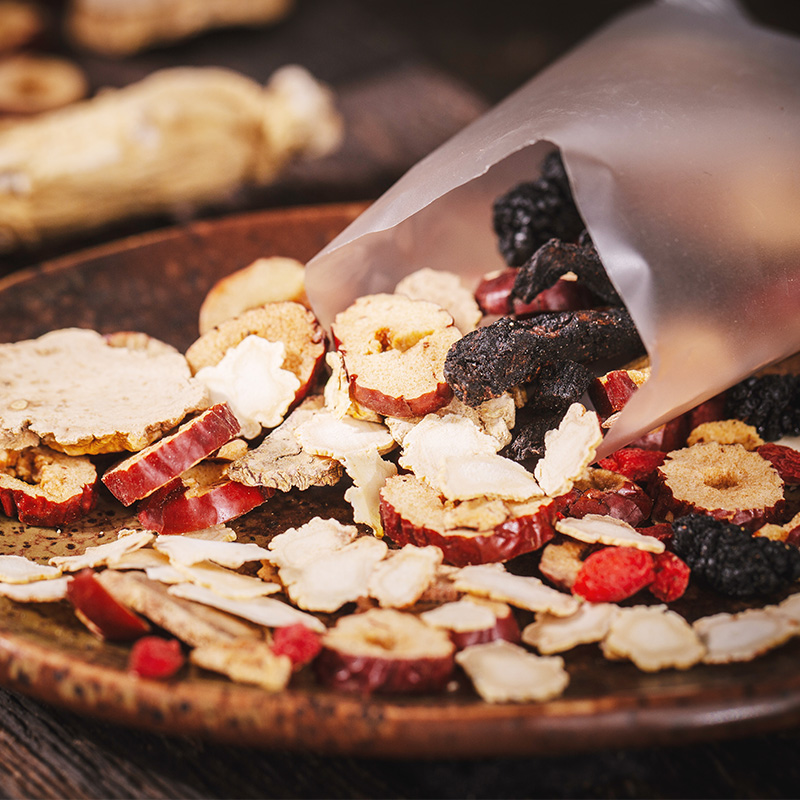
[[380, 474, 556, 567], [103, 403, 241, 506]]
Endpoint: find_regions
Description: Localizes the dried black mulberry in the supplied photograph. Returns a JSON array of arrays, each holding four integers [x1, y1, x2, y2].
[[512, 238, 623, 308], [671, 514, 800, 597], [492, 151, 585, 267], [724, 374, 800, 441]]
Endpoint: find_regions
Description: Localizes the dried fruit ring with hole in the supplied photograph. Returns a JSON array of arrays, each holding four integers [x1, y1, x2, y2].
[[650, 441, 785, 530]]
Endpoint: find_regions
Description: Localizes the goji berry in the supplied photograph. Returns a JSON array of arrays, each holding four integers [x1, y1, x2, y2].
[[128, 636, 185, 679], [649, 551, 691, 602], [572, 546, 655, 603], [271, 624, 322, 669]]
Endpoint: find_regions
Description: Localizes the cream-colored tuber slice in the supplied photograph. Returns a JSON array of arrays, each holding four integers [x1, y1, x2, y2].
[[170, 561, 280, 600], [153, 535, 272, 569], [394, 268, 482, 335], [199, 257, 307, 335], [0, 576, 70, 602], [693, 608, 798, 664], [534, 403, 603, 497], [601, 606, 706, 671], [455, 641, 569, 703], [169, 582, 325, 633], [453, 563, 581, 617], [49, 529, 155, 572], [522, 603, 620, 654], [367, 545, 442, 609], [266, 517, 359, 573], [399, 414, 541, 502], [226, 396, 342, 492], [190, 639, 292, 693], [0, 55, 88, 116], [332, 293, 461, 419], [0, 555, 62, 584], [556, 514, 665, 553], [0, 329, 208, 455]]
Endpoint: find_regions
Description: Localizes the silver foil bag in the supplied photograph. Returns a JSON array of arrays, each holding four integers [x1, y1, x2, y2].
[[305, 0, 800, 457]]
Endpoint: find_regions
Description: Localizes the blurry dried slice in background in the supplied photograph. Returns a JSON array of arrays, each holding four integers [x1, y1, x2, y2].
[[65, 0, 295, 57], [0, 54, 88, 116], [0, 1, 45, 54]]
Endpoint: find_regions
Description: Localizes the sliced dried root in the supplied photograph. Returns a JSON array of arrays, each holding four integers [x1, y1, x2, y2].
[[522, 603, 619, 654], [0, 54, 88, 116], [693, 608, 798, 664]]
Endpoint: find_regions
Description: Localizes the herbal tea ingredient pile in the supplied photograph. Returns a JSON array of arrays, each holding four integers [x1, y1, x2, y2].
[[2, 168, 800, 701]]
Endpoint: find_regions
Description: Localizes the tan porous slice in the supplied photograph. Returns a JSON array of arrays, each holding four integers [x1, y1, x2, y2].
[[102, 403, 241, 506], [190, 639, 292, 692], [0, 328, 208, 455], [199, 257, 307, 334], [226, 396, 343, 492], [651, 441, 785, 530], [380, 474, 556, 567], [0, 446, 98, 526], [331, 293, 461, 418], [537, 539, 593, 591], [314, 608, 455, 694], [367, 544, 443, 609], [687, 419, 764, 450], [455, 641, 569, 703], [394, 268, 482, 335], [0, 55, 88, 116], [556, 514, 665, 553]]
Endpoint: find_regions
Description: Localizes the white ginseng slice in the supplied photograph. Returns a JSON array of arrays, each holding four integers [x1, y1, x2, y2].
[[295, 407, 395, 460], [534, 403, 603, 497], [172, 561, 281, 599], [693, 608, 799, 664], [456, 640, 569, 703], [774, 592, 800, 624], [49, 529, 155, 571], [170, 582, 325, 633], [367, 544, 442, 609], [453, 563, 580, 617], [0, 576, 70, 601], [0, 554, 62, 583], [266, 517, 359, 572], [556, 514, 665, 553], [154, 535, 272, 569], [522, 603, 620, 655], [190, 639, 292, 692], [602, 606, 706, 671]]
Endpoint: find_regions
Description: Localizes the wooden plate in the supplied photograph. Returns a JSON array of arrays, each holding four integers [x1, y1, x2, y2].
[[1, 203, 800, 759]]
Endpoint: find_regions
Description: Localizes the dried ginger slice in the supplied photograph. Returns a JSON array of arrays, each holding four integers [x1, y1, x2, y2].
[[522, 603, 620, 655], [601, 605, 705, 671], [0, 329, 208, 455], [455, 641, 569, 703], [693, 608, 798, 664], [556, 514, 665, 553]]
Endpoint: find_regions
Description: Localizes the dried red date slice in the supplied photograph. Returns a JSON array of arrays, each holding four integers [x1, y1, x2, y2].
[[757, 443, 800, 485], [67, 569, 150, 641], [589, 368, 646, 420], [420, 597, 520, 650], [597, 448, 666, 484], [554, 468, 653, 528], [314, 608, 455, 694], [103, 403, 241, 506], [331, 293, 460, 418], [0, 446, 97, 526], [379, 474, 556, 567], [650, 442, 785, 531], [475, 269, 593, 317], [137, 463, 270, 535]]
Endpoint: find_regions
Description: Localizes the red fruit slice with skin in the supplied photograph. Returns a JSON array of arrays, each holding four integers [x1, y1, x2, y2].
[[270, 623, 323, 670], [128, 636, 186, 679], [314, 608, 455, 694], [103, 403, 241, 506], [0, 446, 98, 526], [380, 474, 556, 567], [589, 369, 642, 420], [137, 462, 270, 535], [67, 568, 150, 641], [554, 469, 653, 528], [597, 448, 667, 484], [420, 598, 521, 650], [474, 269, 593, 318]]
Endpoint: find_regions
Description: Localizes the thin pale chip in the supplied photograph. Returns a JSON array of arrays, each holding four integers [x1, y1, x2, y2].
[[183, 525, 238, 542], [190, 639, 292, 692], [453, 563, 581, 617], [144, 564, 188, 585], [693, 608, 798, 664], [0, 576, 70, 601], [172, 561, 281, 599], [154, 535, 272, 568], [455, 640, 569, 703], [0, 554, 62, 584], [367, 544, 442, 608], [266, 517, 358, 571], [49, 529, 154, 571], [106, 549, 170, 571], [556, 514, 665, 553], [169, 582, 326, 633], [522, 603, 620, 654], [602, 605, 705, 671]]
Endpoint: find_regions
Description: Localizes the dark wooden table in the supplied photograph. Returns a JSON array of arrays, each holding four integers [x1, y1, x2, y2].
[[3, 1, 800, 797]]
